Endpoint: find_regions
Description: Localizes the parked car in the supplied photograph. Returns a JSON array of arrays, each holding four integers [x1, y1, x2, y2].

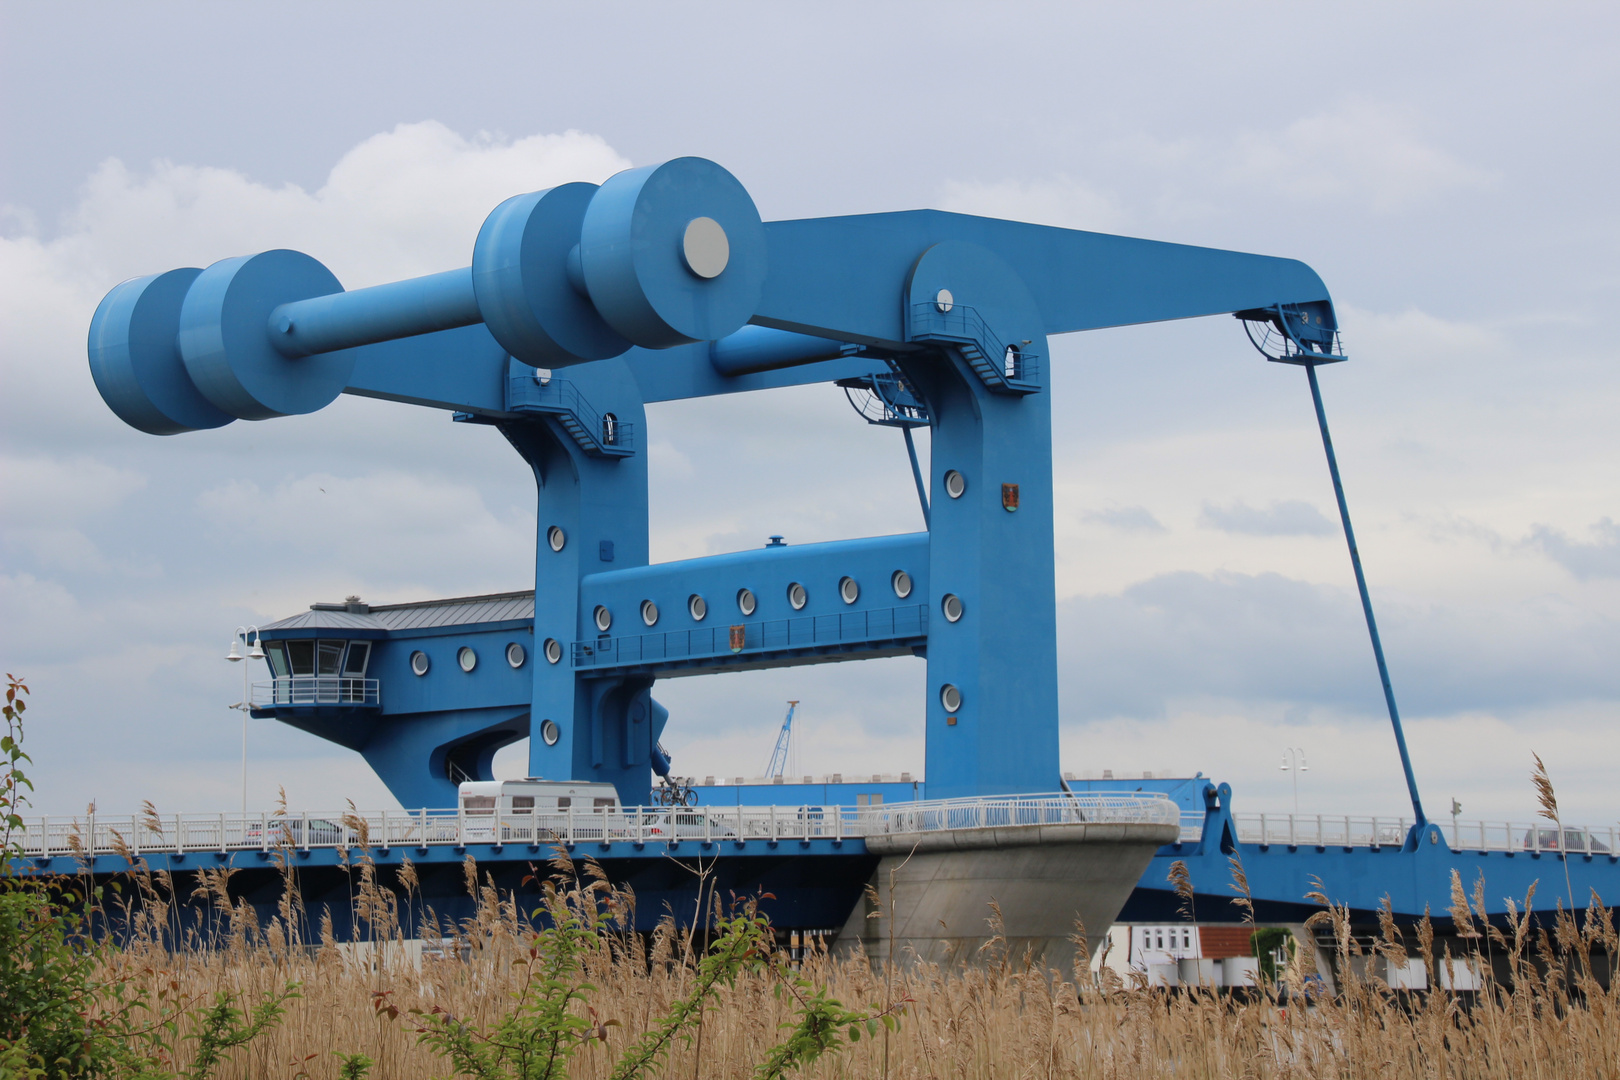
[[244, 816, 344, 847], [644, 810, 738, 840], [1522, 827, 1610, 853]]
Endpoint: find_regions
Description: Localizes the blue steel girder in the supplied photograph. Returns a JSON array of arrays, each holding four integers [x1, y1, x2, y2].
[[87, 157, 1341, 808]]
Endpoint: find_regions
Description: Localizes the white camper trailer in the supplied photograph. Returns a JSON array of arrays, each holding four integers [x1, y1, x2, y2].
[[456, 779, 621, 842]]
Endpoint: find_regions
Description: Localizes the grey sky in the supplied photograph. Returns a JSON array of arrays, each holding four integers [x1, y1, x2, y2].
[[2, 2, 1616, 826]]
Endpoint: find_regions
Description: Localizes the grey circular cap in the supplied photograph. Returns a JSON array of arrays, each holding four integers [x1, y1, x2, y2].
[[942, 593, 964, 623], [506, 642, 526, 668], [540, 719, 561, 746], [682, 217, 730, 280], [410, 650, 430, 676], [543, 638, 562, 664], [944, 470, 966, 499], [547, 525, 566, 552], [457, 646, 477, 673], [935, 288, 954, 313], [891, 570, 913, 599], [594, 605, 612, 632], [940, 683, 962, 712]]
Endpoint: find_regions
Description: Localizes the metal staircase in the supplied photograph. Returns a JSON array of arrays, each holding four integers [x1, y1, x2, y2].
[[908, 302, 1042, 394], [504, 375, 636, 458]]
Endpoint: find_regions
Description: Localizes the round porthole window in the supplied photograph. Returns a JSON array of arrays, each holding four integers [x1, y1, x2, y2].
[[506, 642, 526, 668], [940, 683, 963, 713], [688, 594, 707, 621], [540, 719, 561, 746], [891, 570, 913, 599], [839, 576, 859, 604], [640, 599, 659, 627], [737, 588, 756, 616], [787, 582, 808, 610], [543, 638, 562, 664], [593, 605, 612, 632], [457, 646, 478, 672], [943, 470, 966, 499], [410, 650, 430, 676], [547, 525, 566, 552], [942, 593, 964, 623]]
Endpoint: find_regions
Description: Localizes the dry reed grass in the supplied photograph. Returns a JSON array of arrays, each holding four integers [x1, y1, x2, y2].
[[71, 827, 1620, 1080]]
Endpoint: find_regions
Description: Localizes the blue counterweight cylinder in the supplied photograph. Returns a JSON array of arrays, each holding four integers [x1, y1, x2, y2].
[[579, 157, 767, 348], [178, 249, 352, 420], [87, 267, 235, 435], [86, 157, 772, 429], [471, 181, 634, 367]]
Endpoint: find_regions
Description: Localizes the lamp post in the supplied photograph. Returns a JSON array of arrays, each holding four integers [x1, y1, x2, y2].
[[226, 626, 264, 814], [1279, 747, 1308, 819]]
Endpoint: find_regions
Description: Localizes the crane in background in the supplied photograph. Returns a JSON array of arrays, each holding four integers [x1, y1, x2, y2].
[[765, 701, 800, 779]]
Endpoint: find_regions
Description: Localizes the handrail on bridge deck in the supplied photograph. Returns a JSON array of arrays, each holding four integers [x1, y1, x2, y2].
[[251, 677, 380, 707], [1177, 811, 1619, 856], [15, 792, 1176, 860]]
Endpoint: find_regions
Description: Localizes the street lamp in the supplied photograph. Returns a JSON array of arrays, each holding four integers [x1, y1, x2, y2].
[[1279, 747, 1308, 819], [226, 626, 264, 814]]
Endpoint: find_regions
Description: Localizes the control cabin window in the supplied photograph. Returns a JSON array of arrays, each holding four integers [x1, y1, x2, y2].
[[286, 640, 315, 676], [342, 642, 370, 676], [265, 643, 290, 678], [316, 640, 344, 676]]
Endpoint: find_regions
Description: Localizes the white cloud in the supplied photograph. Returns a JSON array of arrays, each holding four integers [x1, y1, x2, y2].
[[0, 455, 147, 525], [1529, 517, 1620, 580], [1200, 499, 1335, 537], [52, 123, 631, 287], [1081, 506, 1165, 533], [937, 176, 1127, 232], [1227, 101, 1494, 213]]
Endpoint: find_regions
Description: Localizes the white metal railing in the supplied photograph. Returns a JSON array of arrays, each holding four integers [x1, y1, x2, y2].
[[251, 677, 379, 707], [12, 793, 1178, 859], [1174, 812, 1618, 855], [860, 792, 1179, 834]]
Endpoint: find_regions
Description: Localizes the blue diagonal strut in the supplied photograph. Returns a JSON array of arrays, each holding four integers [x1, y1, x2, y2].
[[1305, 362, 1426, 826]]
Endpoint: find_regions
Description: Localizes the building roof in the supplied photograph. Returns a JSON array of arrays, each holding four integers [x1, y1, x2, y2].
[[259, 591, 535, 634]]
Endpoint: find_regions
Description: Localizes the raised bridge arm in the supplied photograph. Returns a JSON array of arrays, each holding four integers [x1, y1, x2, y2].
[[88, 157, 1340, 429]]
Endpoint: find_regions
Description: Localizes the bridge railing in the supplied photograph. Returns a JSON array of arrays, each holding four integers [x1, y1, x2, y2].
[[1177, 812, 1618, 855], [573, 604, 928, 671], [859, 792, 1179, 834], [13, 793, 1178, 859], [251, 677, 379, 707]]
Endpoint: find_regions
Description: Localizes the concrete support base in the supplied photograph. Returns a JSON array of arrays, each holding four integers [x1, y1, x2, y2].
[[833, 821, 1179, 971]]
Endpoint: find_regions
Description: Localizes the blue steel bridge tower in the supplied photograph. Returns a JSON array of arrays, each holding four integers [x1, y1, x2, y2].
[[89, 157, 1350, 812]]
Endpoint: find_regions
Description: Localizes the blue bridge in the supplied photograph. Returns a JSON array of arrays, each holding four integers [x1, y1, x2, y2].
[[74, 154, 1619, 969]]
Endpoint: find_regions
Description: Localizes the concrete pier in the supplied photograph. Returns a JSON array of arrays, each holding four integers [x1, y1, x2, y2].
[[834, 819, 1179, 970]]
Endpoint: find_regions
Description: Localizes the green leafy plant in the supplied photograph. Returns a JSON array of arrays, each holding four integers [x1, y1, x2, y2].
[[179, 988, 299, 1080], [335, 1051, 374, 1079], [410, 864, 622, 1080], [0, 675, 109, 1079], [1250, 926, 1295, 983], [608, 903, 772, 1080], [0, 677, 295, 1080], [756, 958, 906, 1080]]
